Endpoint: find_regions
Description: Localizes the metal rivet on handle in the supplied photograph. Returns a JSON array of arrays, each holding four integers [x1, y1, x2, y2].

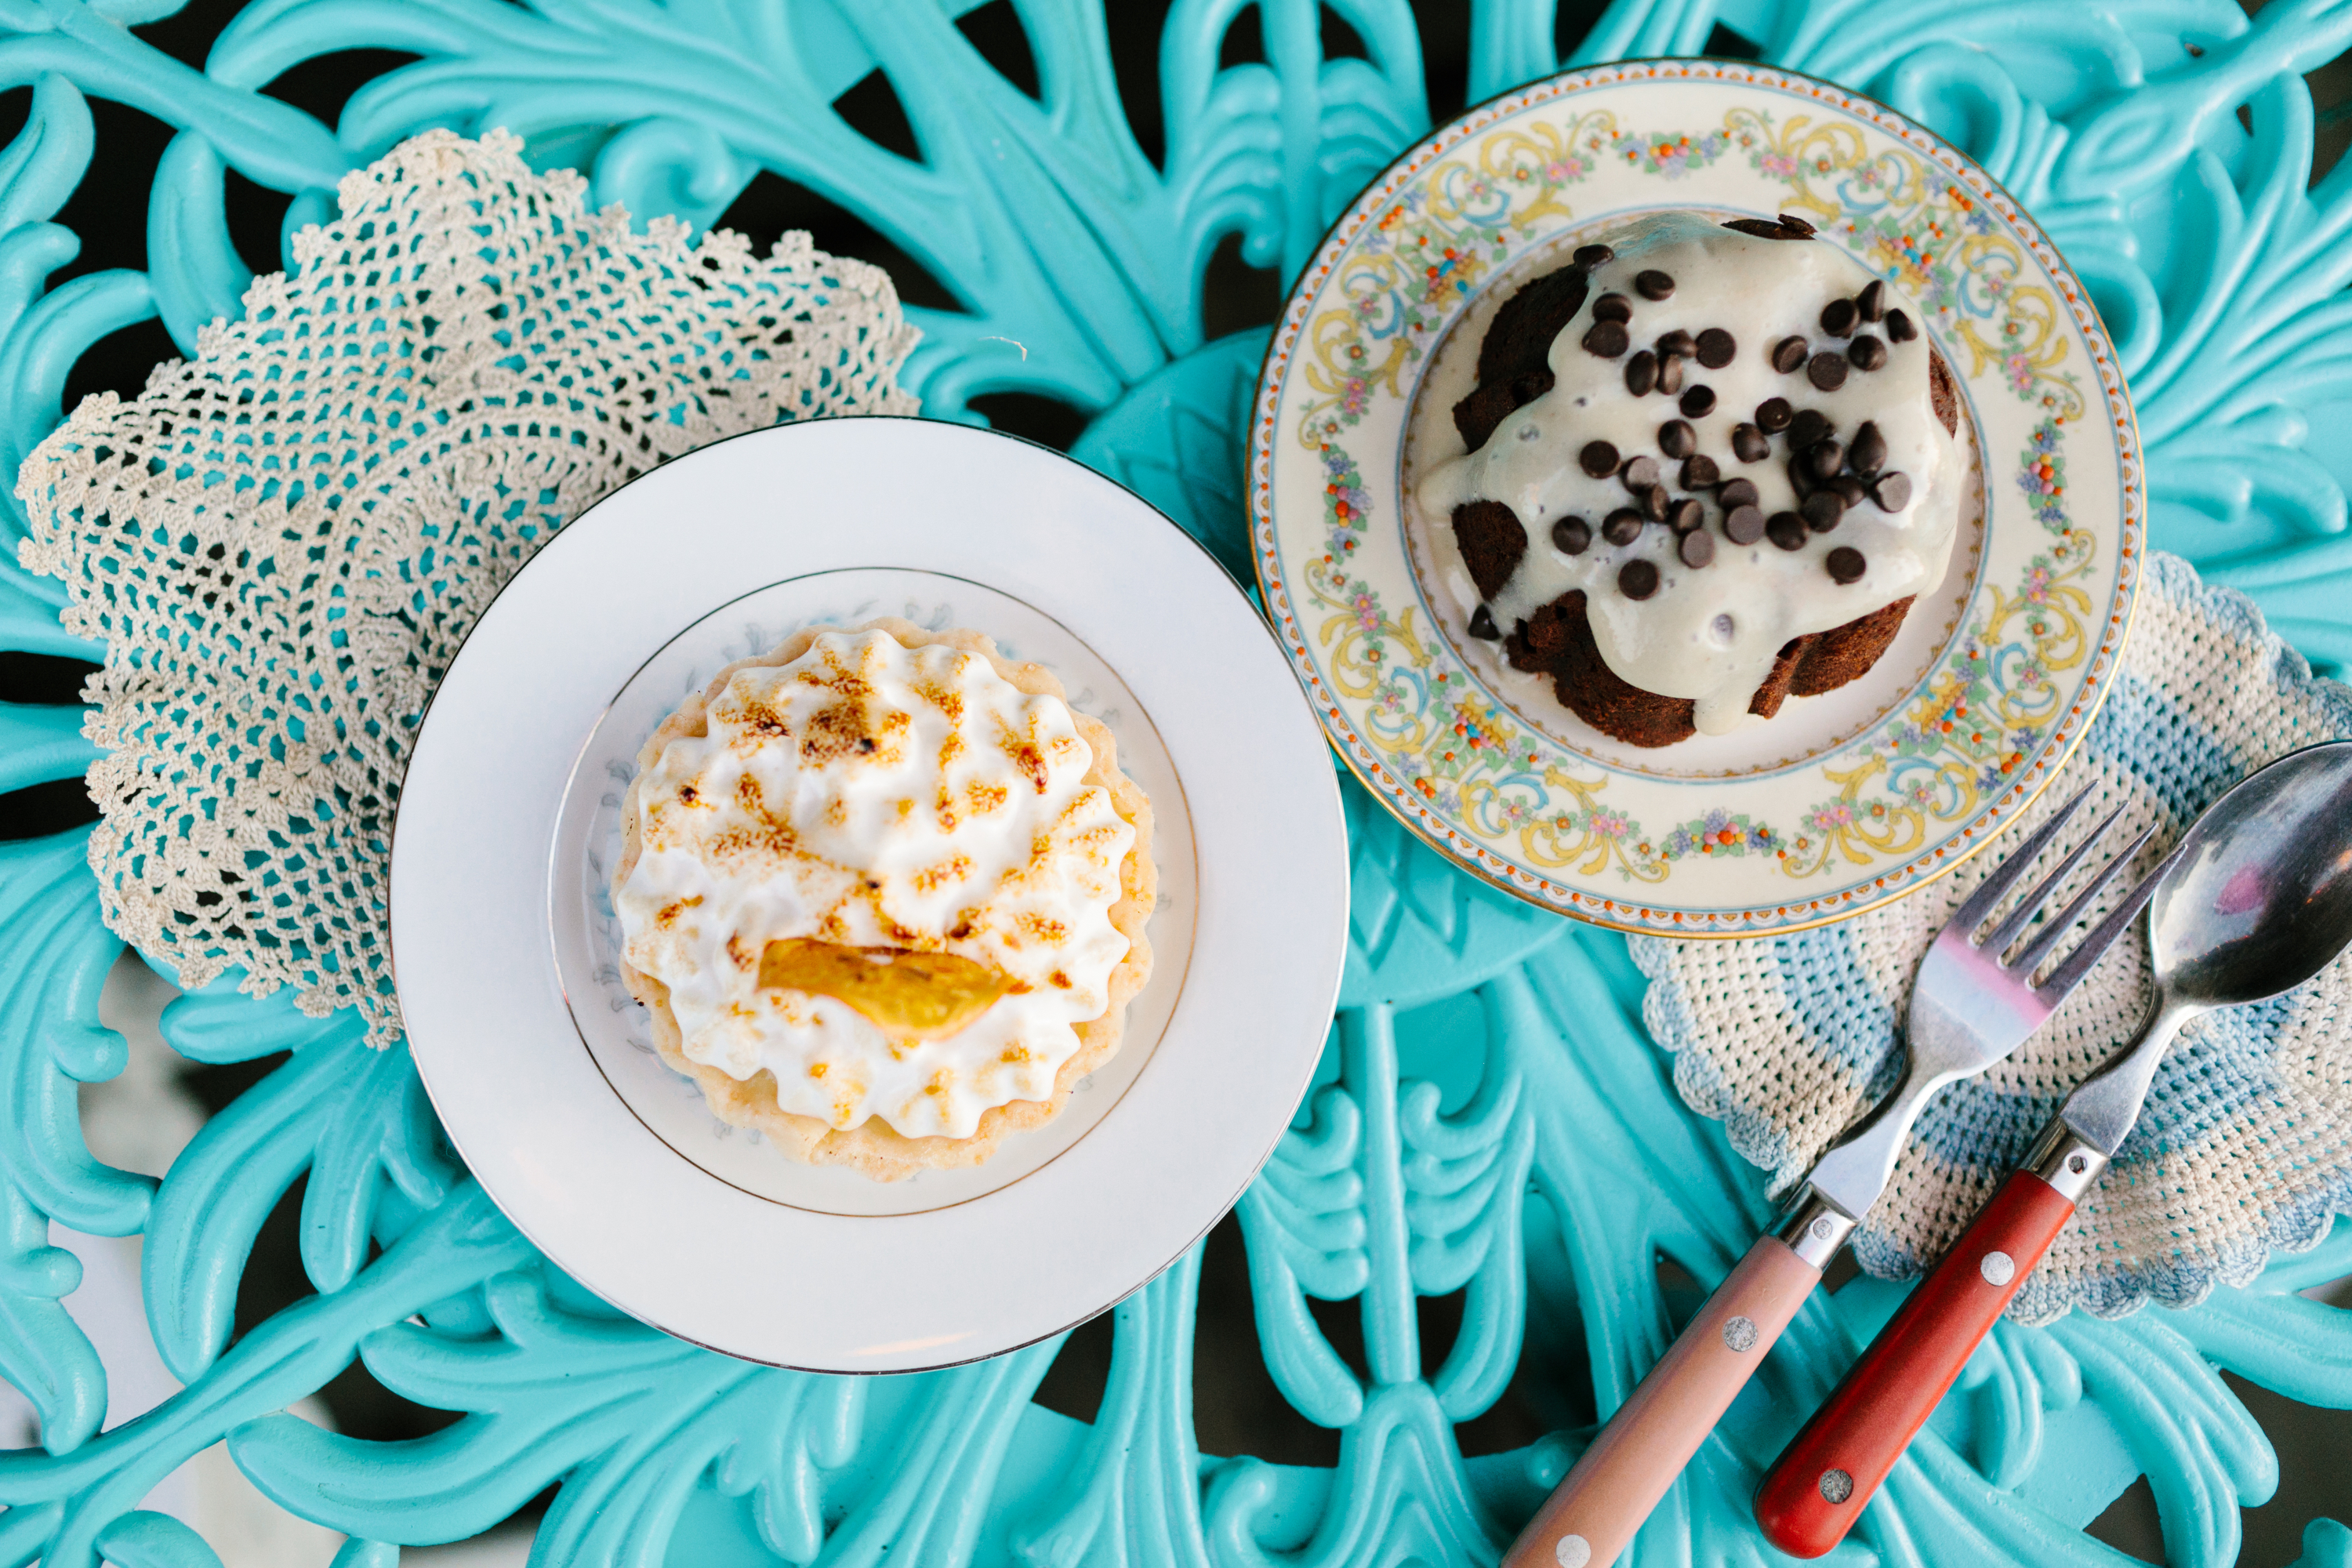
[[1980, 1250, 2016, 1286], [1722, 1316, 1758, 1352], [1555, 1534, 1592, 1567], [2069, 1154, 2088, 1174], [1820, 1468, 1854, 1504], [1810, 1214, 1835, 1240]]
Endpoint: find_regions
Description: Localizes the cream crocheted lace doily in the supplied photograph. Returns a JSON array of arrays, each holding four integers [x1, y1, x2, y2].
[[19, 130, 918, 1047], [1638, 554, 2352, 1321]]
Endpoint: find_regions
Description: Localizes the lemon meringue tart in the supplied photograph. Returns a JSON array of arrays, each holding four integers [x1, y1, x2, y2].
[[612, 618, 1156, 1181]]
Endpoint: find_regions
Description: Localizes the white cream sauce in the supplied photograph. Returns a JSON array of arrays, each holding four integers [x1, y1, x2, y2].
[[1419, 212, 1962, 735]]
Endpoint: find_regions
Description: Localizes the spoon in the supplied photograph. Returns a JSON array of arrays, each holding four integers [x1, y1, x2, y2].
[[1754, 739, 2352, 1556]]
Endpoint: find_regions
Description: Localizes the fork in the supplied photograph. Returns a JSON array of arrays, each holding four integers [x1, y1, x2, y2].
[[1502, 786, 2157, 1568]]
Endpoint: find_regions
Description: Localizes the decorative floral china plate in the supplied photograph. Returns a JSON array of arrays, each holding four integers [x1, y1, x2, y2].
[[1249, 60, 2143, 935]]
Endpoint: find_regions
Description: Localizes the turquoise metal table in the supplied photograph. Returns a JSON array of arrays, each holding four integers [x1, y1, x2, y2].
[[3, 2, 2352, 1564]]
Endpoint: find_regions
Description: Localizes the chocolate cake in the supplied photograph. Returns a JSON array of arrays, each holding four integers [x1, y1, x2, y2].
[[1418, 212, 1967, 749]]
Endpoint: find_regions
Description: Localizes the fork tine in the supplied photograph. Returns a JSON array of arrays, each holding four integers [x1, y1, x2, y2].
[[2030, 828, 2182, 1001], [1948, 786, 2096, 937], [2009, 822, 2155, 979], [1981, 803, 2128, 960]]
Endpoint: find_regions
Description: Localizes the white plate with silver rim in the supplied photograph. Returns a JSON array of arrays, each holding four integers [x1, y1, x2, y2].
[[391, 417, 1348, 1370]]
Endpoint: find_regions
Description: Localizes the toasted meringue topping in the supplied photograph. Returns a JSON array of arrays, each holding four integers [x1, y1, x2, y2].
[[616, 630, 1134, 1138]]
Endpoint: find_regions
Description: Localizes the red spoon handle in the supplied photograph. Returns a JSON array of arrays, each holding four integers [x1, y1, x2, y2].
[[1753, 1169, 2076, 1557]]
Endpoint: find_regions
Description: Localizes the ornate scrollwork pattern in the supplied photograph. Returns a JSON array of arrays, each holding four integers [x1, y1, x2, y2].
[[0, 3, 2349, 1567]]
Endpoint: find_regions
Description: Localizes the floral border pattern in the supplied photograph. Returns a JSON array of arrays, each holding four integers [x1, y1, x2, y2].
[[1270, 78, 2125, 906]]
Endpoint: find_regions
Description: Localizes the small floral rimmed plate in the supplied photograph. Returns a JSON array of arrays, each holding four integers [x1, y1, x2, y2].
[[1248, 60, 2143, 935]]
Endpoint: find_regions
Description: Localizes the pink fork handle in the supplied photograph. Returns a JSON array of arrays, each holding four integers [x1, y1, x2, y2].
[[1753, 1169, 2077, 1557], [1503, 1235, 1820, 1568]]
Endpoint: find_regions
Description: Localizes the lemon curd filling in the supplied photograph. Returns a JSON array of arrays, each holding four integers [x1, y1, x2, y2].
[[756, 938, 1015, 1040]]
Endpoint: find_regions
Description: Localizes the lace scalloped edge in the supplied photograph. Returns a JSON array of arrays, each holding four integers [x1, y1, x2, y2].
[[1634, 549, 2352, 1320], [16, 129, 922, 1045]]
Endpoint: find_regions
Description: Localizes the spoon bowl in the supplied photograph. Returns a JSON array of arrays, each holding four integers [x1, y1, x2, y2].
[[2150, 740, 2352, 1011], [2058, 739, 2352, 1156]]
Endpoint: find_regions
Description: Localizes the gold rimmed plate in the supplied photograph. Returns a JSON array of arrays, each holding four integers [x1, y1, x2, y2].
[[1249, 60, 2141, 935]]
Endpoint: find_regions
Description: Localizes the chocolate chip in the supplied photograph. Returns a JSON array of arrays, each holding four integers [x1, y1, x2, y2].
[[1886, 309, 1918, 343], [1723, 217, 1810, 241], [1848, 420, 1887, 476], [1724, 504, 1766, 544], [1679, 528, 1715, 567], [1624, 349, 1657, 396], [1806, 351, 1849, 390], [1820, 297, 1858, 338], [1679, 384, 1716, 418], [1552, 516, 1591, 554], [1719, 477, 1760, 509], [1849, 335, 1887, 372], [1681, 454, 1720, 489], [1789, 408, 1834, 448], [1778, 212, 1817, 235], [1640, 484, 1669, 521], [1826, 546, 1867, 584], [1766, 510, 1808, 550], [1731, 423, 1769, 463], [1802, 490, 1846, 532], [1573, 243, 1615, 267], [1579, 439, 1619, 477], [1770, 335, 1809, 374], [1602, 509, 1642, 545], [1621, 454, 1661, 490], [1619, 558, 1661, 598], [1635, 270, 1675, 300], [1872, 470, 1913, 511], [1668, 496, 1704, 532], [1468, 604, 1501, 638], [1582, 320, 1629, 358], [1755, 397, 1793, 434], [1788, 459, 1813, 500], [1857, 280, 1886, 322], [1831, 474, 1869, 507], [1592, 292, 1633, 323], [1657, 354, 1686, 395], [1658, 419, 1696, 459], [1696, 328, 1737, 368], [1654, 328, 1695, 360], [1805, 439, 1845, 481]]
